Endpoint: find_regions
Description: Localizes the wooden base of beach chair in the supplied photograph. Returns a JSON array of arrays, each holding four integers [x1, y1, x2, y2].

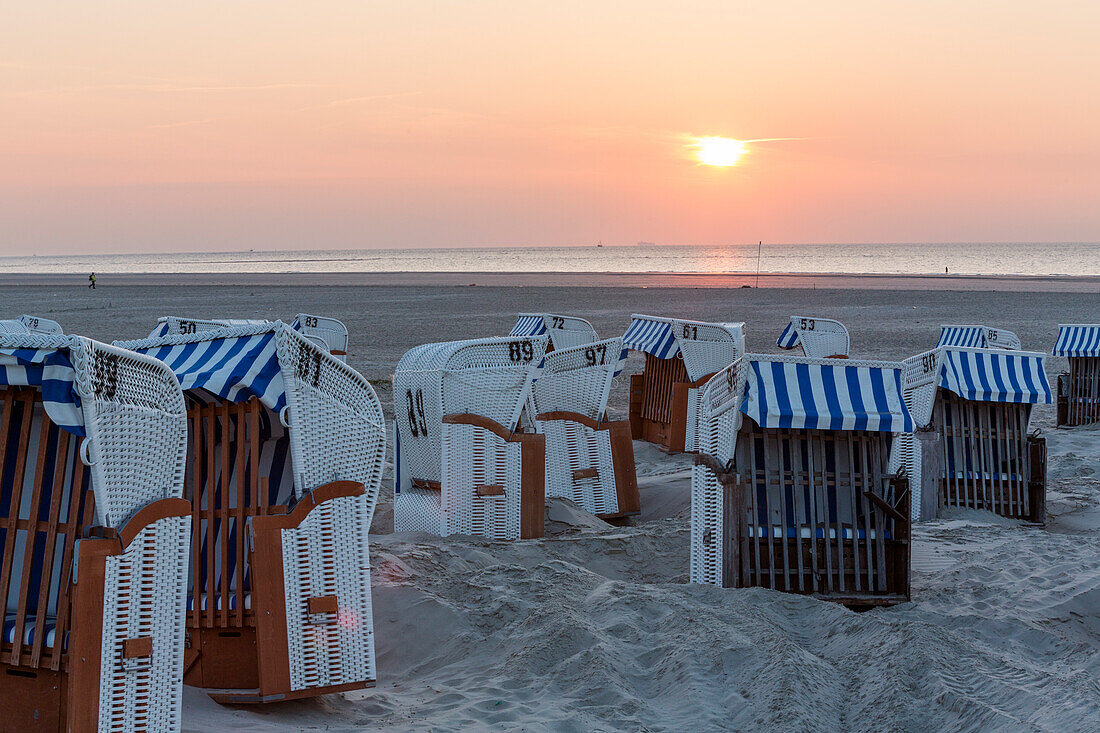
[[0, 664, 68, 731], [184, 481, 378, 704]]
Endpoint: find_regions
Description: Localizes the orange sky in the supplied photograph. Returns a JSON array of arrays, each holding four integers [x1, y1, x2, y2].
[[1, 1, 1098, 254]]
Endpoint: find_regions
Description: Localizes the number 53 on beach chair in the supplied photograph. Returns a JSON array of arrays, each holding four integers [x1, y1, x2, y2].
[[116, 322, 385, 704], [0, 332, 191, 731]]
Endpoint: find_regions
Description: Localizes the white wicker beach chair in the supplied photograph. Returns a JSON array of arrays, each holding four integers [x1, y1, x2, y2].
[[149, 314, 350, 361], [775, 316, 850, 358], [0, 333, 191, 731], [18, 315, 65, 334], [528, 337, 639, 519], [115, 322, 385, 703], [893, 346, 1051, 522], [1054, 324, 1100, 426], [393, 336, 548, 540], [937, 325, 1021, 350], [623, 314, 746, 452], [691, 353, 913, 606], [510, 313, 598, 351]]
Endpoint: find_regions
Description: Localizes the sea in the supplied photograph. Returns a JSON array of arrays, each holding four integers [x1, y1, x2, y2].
[[1, 242, 1097, 277]]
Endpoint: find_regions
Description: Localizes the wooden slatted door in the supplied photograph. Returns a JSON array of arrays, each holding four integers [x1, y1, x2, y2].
[[937, 393, 1032, 518], [1068, 357, 1100, 427], [0, 386, 95, 672], [639, 353, 688, 424], [186, 397, 281, 629], [731, 426, 908, 604]]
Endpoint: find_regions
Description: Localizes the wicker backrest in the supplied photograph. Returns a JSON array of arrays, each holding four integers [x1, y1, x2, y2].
[[530, 337, 621, 421], [673, 320, 746, 382], [18, 315, 64, 335], [276, 326, 385, 506], [698, 359, 744, 464], [546, 315, 598, 350], [394, 336, 547, 484], [295, 313, 350, 355], [787, 316, 850, 358]]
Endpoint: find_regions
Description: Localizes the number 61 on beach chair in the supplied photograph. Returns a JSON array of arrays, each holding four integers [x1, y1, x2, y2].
[[0, 333, 191, 731], [393, 336, 548, 540], [115, 322, 385, 704]]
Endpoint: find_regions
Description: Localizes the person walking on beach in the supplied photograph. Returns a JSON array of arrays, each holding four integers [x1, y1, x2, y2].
[[88, 272, 96, 289]]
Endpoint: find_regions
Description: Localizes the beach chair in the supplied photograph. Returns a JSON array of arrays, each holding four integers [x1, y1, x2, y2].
[[624, 314, 746, 453], [691, 354, 913, 607], [894, 346, 1051, 522], [0, 333, 191, 731], [510, 313, 598, 351], [1054, 325, 1100, 426], [115, 322, 385, 703], [149, 314, 350, 361], [775, 316, 850, 358], [18, 315, 65, 335], [936, 325, 1021, 350], [528, 337, 639, 519], [393, 336, 547, 540]]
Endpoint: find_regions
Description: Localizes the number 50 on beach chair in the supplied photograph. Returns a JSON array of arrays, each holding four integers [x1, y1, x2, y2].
[[116, 322, 385, 704], [0, 333, 191, 731]]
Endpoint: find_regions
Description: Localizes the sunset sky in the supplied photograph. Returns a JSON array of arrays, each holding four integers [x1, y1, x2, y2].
[[2, 1, 1098, 254]]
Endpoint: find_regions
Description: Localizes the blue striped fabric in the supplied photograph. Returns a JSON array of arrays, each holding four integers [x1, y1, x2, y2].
[[623, 316, 679, 359], [510, 315, 547, 337], [775, 321, 800, 349], [740, 357, 914, 433], [0, 345, 85, 436], [937, 326, 986, 348], [938, 348, 1052, 404], [129, 331, 287, 411], [1053, 325, 1100, 357]]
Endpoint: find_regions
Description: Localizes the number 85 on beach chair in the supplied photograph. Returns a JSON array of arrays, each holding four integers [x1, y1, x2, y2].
[[116, 322, 385, 704], [393, 336, 548, 540], [0, 334, 191, 732]]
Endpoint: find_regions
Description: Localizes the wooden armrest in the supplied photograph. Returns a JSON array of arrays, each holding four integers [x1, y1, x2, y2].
[[252, 481, 366, 532], [117, 497, 192, 548]]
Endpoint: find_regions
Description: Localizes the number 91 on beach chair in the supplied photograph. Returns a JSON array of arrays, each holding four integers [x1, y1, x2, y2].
[[691, 354, 914, 607], [393, 336, 548, 540], [115, 322, 385, 704], [0, 333, 191, 732]]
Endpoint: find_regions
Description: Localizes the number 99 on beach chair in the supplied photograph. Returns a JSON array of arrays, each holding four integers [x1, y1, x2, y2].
[[393, 336, 547, 540], [115, 322, 385, 703], [0, 333, 191, 731], [691, 354, 913, 607], [624, 314, 746, 453]]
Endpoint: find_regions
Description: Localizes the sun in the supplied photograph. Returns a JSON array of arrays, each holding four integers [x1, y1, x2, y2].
[[693, 136, 747, 167]]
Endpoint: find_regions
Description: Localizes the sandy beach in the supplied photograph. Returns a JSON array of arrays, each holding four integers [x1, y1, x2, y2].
[[6, 275, 1100, 731]]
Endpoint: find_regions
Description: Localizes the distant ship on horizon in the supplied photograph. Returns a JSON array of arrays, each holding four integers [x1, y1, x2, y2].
[[637, 241, 655, 246]]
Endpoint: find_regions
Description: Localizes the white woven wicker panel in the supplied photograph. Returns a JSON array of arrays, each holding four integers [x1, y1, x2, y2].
[[790, 316, 850, 358], [295, 314, 350, 357], [393, 486, 444, 534], [529, 338, 620, 422], [441, 422, 523, 540], [673, 320, 746, 382], [690, 360, 743, 586], [277, 327, 385, 508], [282, 494, 375, 692], [542, 421, 618, 515], [546, 315, 598, 351], [98, 515, 190, 733], [74, 339, 188, 528]]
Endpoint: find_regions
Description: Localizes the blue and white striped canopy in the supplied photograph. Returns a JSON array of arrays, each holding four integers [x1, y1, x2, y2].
[[1053, 325, 1100, 357], [623, 315, 679, 359], [938, 348, 1052, 404], [0, 343, 85, 436], [740, 357, 913, 433], [776, 322, 800, 350], [123, 329, 287, 411], [510, 315, 547, 337], [937, 326, 987, 349]]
